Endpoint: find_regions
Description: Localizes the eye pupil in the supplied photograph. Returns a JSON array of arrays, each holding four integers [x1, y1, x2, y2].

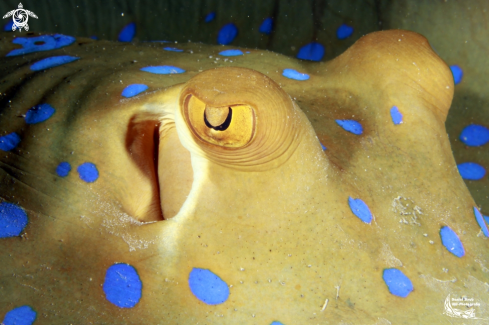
[[204, 107, 232, 131], [185, 95, 254, 148]]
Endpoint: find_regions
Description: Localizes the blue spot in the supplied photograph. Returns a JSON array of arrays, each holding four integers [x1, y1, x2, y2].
[[3, 19, 14, 32], [439, 226, 465, 258], [336, 24, 354, 40], [457, 162, 486, 180], [118, 22, 136, 42], [390, 106, 403, 125], [188, 268, 230, 305], [7, 34, 75, 57], [77, 162, 99, 183], [382, 268, 413, 298], [473, 207, 489, 237], [259, 17, 273, 35], [2, 306, 37, 325], [282, 69, 309, 81], [103, 263, 142, 308], [90, 35, 98, 40], [320, 142, 327, 150], [0, 132, 20, 151], [336, 24, 353, 40], [140, 66, 185, 74], [217, 23, 238, 45], [348, 197, 372, 223], [205, 12, 216, 23], [296, 42, 325, 62], [0, 202, 28, 238], [30, 55, 80, 71], [270, 322, 285, 325], [335, 119, 363, 135], [122, 84, 149, 98], [56, 162, 71, 177], [219, 49, 243, 56], [25, 103, 56, 124], [450, 65, 463, 85], [163, 47, 183, 52], [459, 124, 489, 147]]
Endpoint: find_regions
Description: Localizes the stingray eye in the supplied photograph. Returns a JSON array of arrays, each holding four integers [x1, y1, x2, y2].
[[184, 95, 255, 148]]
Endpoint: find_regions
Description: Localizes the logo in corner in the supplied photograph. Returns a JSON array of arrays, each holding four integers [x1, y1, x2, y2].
[[444, 293, 487, 320], [3, 3, 38, 32]]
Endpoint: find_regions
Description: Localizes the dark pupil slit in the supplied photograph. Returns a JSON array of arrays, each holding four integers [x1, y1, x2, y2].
[[34, 41, 45, 45], [204, 107, 232, 131]]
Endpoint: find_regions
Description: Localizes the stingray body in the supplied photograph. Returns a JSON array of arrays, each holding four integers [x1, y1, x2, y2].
[[0, 30, 488, 324]]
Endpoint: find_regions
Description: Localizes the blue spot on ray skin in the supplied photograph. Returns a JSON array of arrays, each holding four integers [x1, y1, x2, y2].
[[450, 65, 463, 85], [188, 268, 230, 305], [90, 35, 98, 40], [473, 207, 489, 237], [30, 56, 80, 71], [103, 264, 142, 308], [163, 47, 183, 52], [320, 142, 327, 150], [25, 103, 55, 124], [7, 34, 75, 57], [382, 268, 413, 298], [0, 132, 20, 151], [205, 12, 216, 23], [282, 69, 309, 81], [118, 22, 136, 42], [348, 197, 372, 223], [457, 162, 486, 180], [219, 49, 243, 56], [140, 66, 185, 74], [440, 226, 465, 258], [77, 162, 99, 183], [259, 17, 273, 35], [2, 305, 37, 325], [3, 19, 14, 32], [270, 322, 285, 325], [56, 162, 71, 177], [459, 124, 489, 146], [217, 23, 238, 45], [336, 24, 354, 40], [122, 84, 149, 98], [335, 119, 363, 135], [0, 202, 28, 238], [390, 106, 403, 125], [297, 42, 325, 62]]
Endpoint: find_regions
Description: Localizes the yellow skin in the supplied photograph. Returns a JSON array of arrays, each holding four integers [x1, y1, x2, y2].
[[0, 30, 488, 324]]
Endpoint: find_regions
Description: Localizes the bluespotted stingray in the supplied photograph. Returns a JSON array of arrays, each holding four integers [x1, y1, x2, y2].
[[0, 29, 488, 324]]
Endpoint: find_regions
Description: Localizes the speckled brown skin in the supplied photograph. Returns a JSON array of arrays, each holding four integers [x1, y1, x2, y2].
[[0, 30, 488, 324]]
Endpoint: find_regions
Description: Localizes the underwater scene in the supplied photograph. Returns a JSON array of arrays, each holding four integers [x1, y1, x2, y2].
[[0, 0, 488, 324]]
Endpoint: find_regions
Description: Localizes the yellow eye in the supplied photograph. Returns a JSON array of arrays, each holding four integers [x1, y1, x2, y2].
[[184, 95, 255, 148], [178, 67, 302, 171]]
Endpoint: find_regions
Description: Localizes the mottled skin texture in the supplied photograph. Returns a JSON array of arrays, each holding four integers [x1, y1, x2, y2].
[[0, 30, 488, 324]]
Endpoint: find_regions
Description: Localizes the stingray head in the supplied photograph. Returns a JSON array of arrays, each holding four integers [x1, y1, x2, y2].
[[1, 30, 488, 325]]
